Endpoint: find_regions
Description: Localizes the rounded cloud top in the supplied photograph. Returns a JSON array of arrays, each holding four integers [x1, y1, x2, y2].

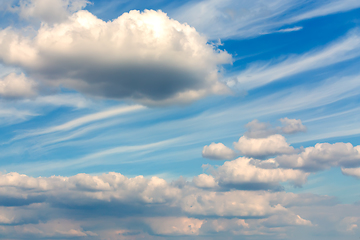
[[0, 9, 232, 105]]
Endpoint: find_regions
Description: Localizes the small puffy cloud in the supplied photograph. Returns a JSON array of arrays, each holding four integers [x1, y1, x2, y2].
[[276, 142, 360, 172], [341, 167, 360, 179], [234, 134, 296, 159], [192, 174, 218, 188], [0, 9, 232, 106], [0, 73, 37, 98], [214, 157, 308, 189], [202, 142, 237, 160], [11, 0, 89, 24], [244, 119, 276, 138], [279, 117, 307, 134], [146, 217, 204, 235]]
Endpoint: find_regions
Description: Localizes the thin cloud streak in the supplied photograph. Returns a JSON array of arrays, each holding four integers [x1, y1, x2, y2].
[[171, 0, 360, 39], [230, 30, 360, 90], [291, 0, 360, 23], [6, 137, 182, 174], [10, 104, 146, 142]]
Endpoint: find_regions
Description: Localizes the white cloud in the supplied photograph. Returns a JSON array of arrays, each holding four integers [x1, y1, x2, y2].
[[214, 157, 308, 188], [341, 167, 360, 179], [180, 190, 288, 217], [231, 30, 360, 90], [11, 0, 89, 23], [0, 72, 37, 98], [0, 9, 232, 106], [234, 134, 296, 158], [202, 142, 236, 160], [290, 0, 360, 23], [279, 117, 306, 134], [276, 142, 360, 171], [193, 174, 218, 188], [276, 26, 303, 33]]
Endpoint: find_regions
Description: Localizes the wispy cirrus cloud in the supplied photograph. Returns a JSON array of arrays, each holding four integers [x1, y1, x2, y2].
[[171, 0, 360, 39], [11, 104, 145, 141], [228, 29, 360, 90]]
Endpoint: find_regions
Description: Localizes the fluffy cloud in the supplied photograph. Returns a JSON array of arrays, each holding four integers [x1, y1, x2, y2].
[[192, 173, 218, 188], [341, 167, 360, 179], [213, 157, 308, 189], [202, 142, 237, 160], [0, 72, 37, 98], [279, 117, 307, 134], [0, 9, 232, 105], [234, 134, 296, 158], [276, 142, 360, 172], [194, 157, 308, 191]]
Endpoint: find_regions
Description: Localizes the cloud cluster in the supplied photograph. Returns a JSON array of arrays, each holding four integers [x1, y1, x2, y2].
[[202, 118, 306, 160], [0, 171, 319, 239], [201, 118, 360, 188], [0, 169, 355, 239], [0, 9, 232, 105], [202, 142, 236, 160]]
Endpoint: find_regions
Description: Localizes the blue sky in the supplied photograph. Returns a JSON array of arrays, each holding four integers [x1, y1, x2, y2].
[[0, 0, 360, 239]]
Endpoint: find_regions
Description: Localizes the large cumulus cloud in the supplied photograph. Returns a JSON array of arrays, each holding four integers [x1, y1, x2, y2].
[[0, 9, 232, 105]]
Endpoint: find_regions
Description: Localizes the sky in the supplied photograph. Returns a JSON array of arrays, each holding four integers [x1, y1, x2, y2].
[[0, 0, 360, 239]]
